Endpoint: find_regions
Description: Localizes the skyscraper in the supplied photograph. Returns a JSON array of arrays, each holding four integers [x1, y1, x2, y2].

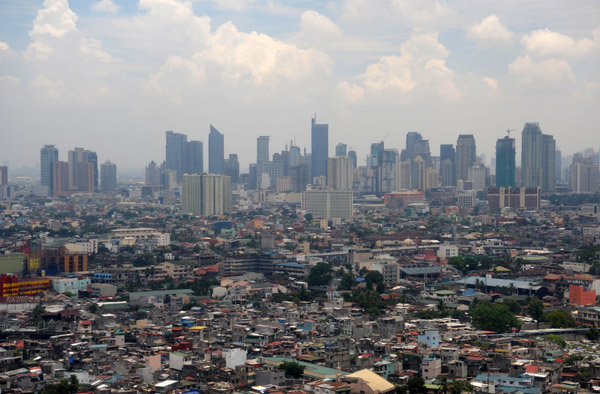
[[225, 154, 240, 183], [68, 147, 96, 192], [335, 143, 347, 157], [209, 125, 225, 174], [327, 156, 353, 190], [145, 161, 160, 185], [495, 136, 516, 187], [257, 136, 270, 163], [401, 132, 431, 165], [569, 157, 599, 193], [183, 173, 231, 216], [440, 144, 455, 186], [521, 122, 543, 188], [456, 135, 476, 182], [165, 130, 187, 181], [542, 134, 556, 192], [0, 166, 7, 186], [348, 150, 357, 169], [187, 140, 203, 174], [311, 116, 329, 180], [100, 160, 117, 192], [40, 145, 59, 193], [52, 161, 70, 197]]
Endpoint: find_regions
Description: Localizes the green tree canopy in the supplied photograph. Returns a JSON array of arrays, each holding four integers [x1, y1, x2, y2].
[[307, 262, 332, 287], [470, 302, 522, 333], [527, 298, 544, 328], [544, 310, 578, 328], [279, 361, 305, 379]]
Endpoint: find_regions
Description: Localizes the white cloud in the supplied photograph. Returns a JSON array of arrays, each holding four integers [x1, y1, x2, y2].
[[521, 28, 597, 57], [29, 0, 77, 39], [341, 0, 452, 24], [0, 42, 9, 51], [508, 55, 575, 84], [482, 77, 498, 90], [92, 0, 120, 13], [295, 10, 343, 43], [345, 31, 459, 100], [336, 81, 364, 104], [466, 15, 514, 47], [206, 0, 256, 11]]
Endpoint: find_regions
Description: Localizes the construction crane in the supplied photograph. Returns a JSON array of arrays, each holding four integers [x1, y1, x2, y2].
[[382, 131, 391, 142], [506, 128, 514, 137]]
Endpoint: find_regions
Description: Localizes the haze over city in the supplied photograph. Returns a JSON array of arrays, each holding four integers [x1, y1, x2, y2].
[[0, 0, 599, 171]]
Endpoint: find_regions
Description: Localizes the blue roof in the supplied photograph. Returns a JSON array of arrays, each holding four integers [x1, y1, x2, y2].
[[276, 262, 306, 268]]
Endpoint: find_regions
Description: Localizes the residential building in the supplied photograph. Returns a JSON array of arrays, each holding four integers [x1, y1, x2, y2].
[[100, 160, 117, 192], [456, 134, 476, 182], [40, 144, 59, 193], [496, 135, 516, 187], [183, 173, 232, 216], [302, 189, 353, 219]]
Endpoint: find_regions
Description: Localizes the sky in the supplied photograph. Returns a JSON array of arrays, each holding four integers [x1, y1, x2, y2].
[[0, 0, 599, 172]]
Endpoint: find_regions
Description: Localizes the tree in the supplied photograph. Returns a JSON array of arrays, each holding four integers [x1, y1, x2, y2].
[[449, 380, 473, 394], [365, 270, 385, 293], [340, 272, 356, 290], [501, 299, 522, 315], [307, 262, 332, 287], [546, 334, 566, 348], [406, 376, 426, 394], [470, 302, 522, 333], [544, 310, 578, 328], [279, 361, 305, 379], [41, 376, 78, 394], [304, 213, 313, 222], [527, 298, 544, 328], [586, 327, 600, 341]]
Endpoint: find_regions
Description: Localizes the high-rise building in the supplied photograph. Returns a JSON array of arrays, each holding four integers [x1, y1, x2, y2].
[[335, 143, 347, 157], [302, 189, 353, 219], [327, 156, 353, 190], [488, 187, 541, 210], [555, 149, 562, 183], [257, 136, 270, 163], [225, 154, 239, 183], [165, 130, 187, 181], [569, 157, 600, 193], [348, 150, 357, 169], [52, 161, 70, 197], [495, 136, 516, 187], [87, 151, 98, 191], [311, 116, 329, 180], [187, 140, 203, 175], [40, 145, 59, 193], [396, 161, 411, 190], [67, 147, 96, 192], [100, 160, 117, 192], [289, 145, 301, 168], [456, 135, 476, 182], [542, 134, 556, 192], [401, 132, 431, 165], [521, 122, 543, 189], [0, 166, 7, 186], [440, 144, 455, 186], [208, 125, 225, 175], [145, 161, 160, 185], [67, 147, 85, 190], [468, 162, 489, 191], [183, 173, 231, 216]]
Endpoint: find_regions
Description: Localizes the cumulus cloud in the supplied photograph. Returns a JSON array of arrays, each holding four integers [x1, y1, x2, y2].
[[521, 28, 598, 57], [508, 55, 575, 84], [466, 15, 514, 47], [341, 0, 452, 24], [294, 10, 343, 44], [482, 77, 498, 90], [92, 0, 120, 13], [342, 31, 460, 100], [0, 42, 10, 51]]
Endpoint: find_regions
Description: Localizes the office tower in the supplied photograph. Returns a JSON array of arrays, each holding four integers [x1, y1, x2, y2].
[[87, 151, 98, 191], [225, 154, 239, 183], [440, 144, 455, 186], [396, 161, 411, 190], [495, 136, 516, 187], [377, 149, 399, 194], [302, 189, 353, 219], [401, 132, 431, 165], [569, 157, 600, 193], [555, 149, 562, 183], [542, 134, 556, 192], [327, 156, 353, 190], [165, 130, 187, 181], [290, 163, 310, 192], [183, 173, 231, 216], [289, 145, 301, 168], [456, 134, 476, 182], [468, 162, 489, 191], [257, 136, 270, 163], [209, 125, 225, 174], [77, 162, 94, 193], [145, 161, 160, 185], [411, 156, 426, 190], [311, 116, 329, 180], [521, 122, 543, 188], [256, 161, 284, 189], [0, 166, 7, 186], [68, 147, 84, 190], [40, 145, 59, 192], [335, 143, 347, 157], [187, 140, 203, 174], [52, 161, 70, 197], [348, 150, 357, 169], [100, 160, 117, 192]]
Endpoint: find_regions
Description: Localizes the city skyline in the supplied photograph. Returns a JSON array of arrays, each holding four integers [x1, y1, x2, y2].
[[0, 0, 598, 171]]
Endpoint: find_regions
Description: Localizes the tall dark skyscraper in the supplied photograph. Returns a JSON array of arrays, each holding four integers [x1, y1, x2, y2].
[[521, 122, 543, 188], [456, 134, 476, 182], [209, 125, 225, 175], [187, 140, 203, 174], [100, 160, 117, 192], [440, 144, 455, 186], [311, 116, 329, 180], [495, 135, 516, 187], [40, 145, 59, 193], [542, 134, 556, 192], [166, 130, 188, 181], [401, 132, 431, 165], [257, 136, 270, 163], [348, 150, 357, 169], [225, 154, 240, 183]]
